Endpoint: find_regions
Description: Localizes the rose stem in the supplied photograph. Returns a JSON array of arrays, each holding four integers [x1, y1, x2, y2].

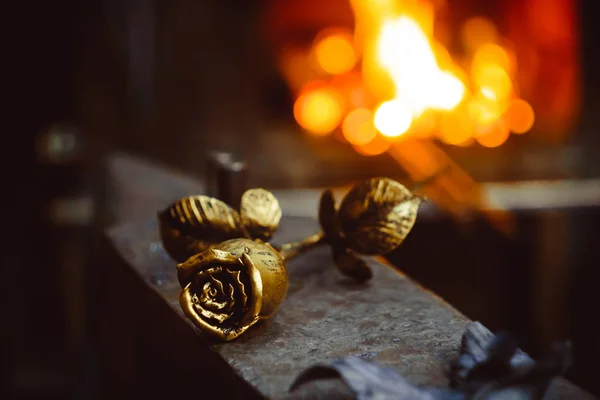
[[278, 232, 326, 261]]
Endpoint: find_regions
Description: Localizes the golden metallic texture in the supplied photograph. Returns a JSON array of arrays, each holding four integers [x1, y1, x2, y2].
[[160, 177, 422, 340], [312, 178, 422, 281], [159, 188, 281, 263], [159, 195, 246, 262], [337, 177, 423, 255], [178, 239, 287, 341], [240, 188, 282, 241]]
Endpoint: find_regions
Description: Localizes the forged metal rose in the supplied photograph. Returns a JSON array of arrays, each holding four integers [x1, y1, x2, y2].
[[177, 238, 288, 341]]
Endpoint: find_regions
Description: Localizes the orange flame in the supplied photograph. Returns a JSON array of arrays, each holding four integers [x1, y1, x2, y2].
[[293, 1, 535, 148], [287, 0, 540, 221], [376, 16, 465, 116]]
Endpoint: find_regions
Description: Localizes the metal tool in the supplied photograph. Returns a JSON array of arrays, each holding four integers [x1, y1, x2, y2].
[[205, 151, 248, 210]]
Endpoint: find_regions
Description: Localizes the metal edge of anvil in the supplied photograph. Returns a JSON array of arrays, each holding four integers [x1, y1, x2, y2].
[[102, 216, 470, 399], [100, 153, 596, 400], [101, 216, 597, 400]]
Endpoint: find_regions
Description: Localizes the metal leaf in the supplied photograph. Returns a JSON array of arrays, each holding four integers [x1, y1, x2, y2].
[[290, 356, 446, 400], [288, 323, 574, 400], [158, 215, 214, 263], [450, 322, 573, 400], [450, 322, 533, 387], [159, 195, 246, 261], [333, 248, 372, 283], [338, 178, 422, 255], [240, 188, 282, 241], [318, 189, 340, 241]]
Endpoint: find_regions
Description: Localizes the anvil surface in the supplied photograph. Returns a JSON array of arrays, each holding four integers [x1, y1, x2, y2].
[[98, 154, 594, 400]]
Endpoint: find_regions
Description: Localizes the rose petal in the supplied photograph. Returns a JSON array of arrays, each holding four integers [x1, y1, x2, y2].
[[199, 280, 230, 311], [227, 283, 236, 312], [177, 249, 241, 287], [183, 285, 232, 328], [195, 266, 223, 280], [181, 283, 260, 341], [239, 252, 263, 326], [229, 269, 248, 310], [196, 305, 231, 323], [178, 243, 267, 341], [209, 275, 225, 295]]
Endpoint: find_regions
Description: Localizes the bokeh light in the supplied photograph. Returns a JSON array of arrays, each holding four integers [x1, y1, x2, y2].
[[354, 135, 391, 156], [374, 100, 412, 138], [472, 43, 513, 75], [290, 1, 537, 151], [410, 110, 437, 138], [434, 71, 465, 110], [439, 111, 473, 145], [473, 65, 512, 101], [342, 108, 378, 145], [315, 32, 357, 75], [476, 119, 510, 147], [469, 94, 501, 125], [293, 87, 344, 136], [376, 17, 465, 114], [505, 99, 535, 134], [461, 16, 498, 53]]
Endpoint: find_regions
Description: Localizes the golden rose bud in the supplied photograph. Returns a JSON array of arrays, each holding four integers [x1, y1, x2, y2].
[[337, 177, 422, 255], [177, 238, 288, 341]]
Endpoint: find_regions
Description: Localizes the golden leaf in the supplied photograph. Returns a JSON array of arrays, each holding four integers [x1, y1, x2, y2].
[[240, 188, 282, 241], [337, 178, 422, 255], [334, 247, 373, 283], [159, 196, 246, 262], [318, 189, 340, 240]]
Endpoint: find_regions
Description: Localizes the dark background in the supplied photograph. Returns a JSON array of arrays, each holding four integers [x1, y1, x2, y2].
[[2, 0, 600, 399]]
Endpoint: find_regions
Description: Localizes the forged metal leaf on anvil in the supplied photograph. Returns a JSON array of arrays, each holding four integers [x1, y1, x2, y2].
[[458, 331, 518, 384], [164, 195, 245, 237], [158, 214, 214, 262], [333, 248, 372, 283], [318, 189, 340, 241], [289, 324, 577, 400], [451, 322, 534, 386], [473, 342, 574, 400], [318, 190, 373, 282], [159, 195, 247, 261], [290, 356, 448, 400], [450, 322, 574, 400]]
